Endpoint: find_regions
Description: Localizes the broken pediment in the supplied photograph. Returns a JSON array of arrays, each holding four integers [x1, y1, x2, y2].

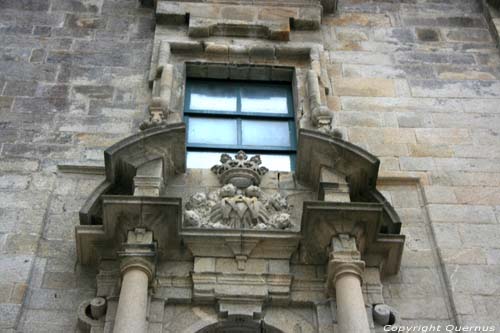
[[76, 125, 403, 280]]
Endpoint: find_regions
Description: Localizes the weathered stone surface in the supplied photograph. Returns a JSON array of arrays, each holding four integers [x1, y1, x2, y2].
[[2, 0, 500, 330], [334, 78, 395, 97]]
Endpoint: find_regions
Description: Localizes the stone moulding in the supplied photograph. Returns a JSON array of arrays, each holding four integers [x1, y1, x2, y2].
[[300, 201, 405, 277], [154, 1, 328, 41], [79, 123, 186, 227], [147, 38, 334, 132], [296, 129, 402, 235], [76, 195, 182, 266]]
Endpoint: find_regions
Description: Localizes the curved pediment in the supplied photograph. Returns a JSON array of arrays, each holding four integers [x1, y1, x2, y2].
[[104, 122, 186, 192], [296, 129, 379, 197], [77, 124, 403, 278]]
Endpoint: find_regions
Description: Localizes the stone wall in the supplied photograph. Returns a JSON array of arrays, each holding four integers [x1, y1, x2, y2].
[[0, 0, 154, 331], [1, 0, 500, 332], [327, 1, 500, 329]]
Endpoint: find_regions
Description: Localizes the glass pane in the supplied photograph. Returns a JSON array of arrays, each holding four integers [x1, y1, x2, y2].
[[241, 120, 291, 147], [259, 154, 292, 172], [241, 85, 289, 114], [187, 151, 291, 171], [189, 83, 237, 112], [187, 151, 227, 169], [188, 118, 237, 145]]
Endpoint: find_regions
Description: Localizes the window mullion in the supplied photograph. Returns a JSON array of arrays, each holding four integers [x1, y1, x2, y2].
[[237, 118, 242, 146], [237, 86, 242, 146]]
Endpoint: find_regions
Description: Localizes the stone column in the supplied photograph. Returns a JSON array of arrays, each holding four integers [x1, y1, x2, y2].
[[113, 229, 156, 333], [328, 234, 370, 333]]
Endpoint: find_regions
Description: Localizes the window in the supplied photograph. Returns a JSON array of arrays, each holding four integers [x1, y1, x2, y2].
[[184, 78, 296, 171]]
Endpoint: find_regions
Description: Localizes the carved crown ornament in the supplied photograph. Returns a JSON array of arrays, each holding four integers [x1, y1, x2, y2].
[[183, 151, 294, 231]]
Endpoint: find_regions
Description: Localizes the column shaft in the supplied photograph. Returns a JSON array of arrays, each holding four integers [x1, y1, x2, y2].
[[113, 269, 149, 333], [335, 272, 370, 333]]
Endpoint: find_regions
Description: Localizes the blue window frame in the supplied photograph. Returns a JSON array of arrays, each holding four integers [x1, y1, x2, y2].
[[184, 79, 296, 171]]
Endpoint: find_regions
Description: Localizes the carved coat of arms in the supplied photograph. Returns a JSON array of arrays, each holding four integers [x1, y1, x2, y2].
[[183, 151, 293, 230]]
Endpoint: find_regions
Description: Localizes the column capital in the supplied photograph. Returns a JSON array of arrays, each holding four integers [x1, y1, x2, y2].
[[328, 259, 365, 289], [326, 234, 365, 295], [117, 228, 157, 283], [120, 257, 155, 282]]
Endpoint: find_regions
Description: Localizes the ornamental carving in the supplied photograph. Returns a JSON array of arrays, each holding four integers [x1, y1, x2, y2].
[[211, 150, 269, 189], [183, 151, 294, 230]]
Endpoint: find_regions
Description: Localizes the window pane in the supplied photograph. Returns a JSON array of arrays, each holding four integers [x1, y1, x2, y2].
[[187, 151, 291, 171], [189, 83, 237, 112], [259, 154, 292, 172], [241, 120, 291, 147], [188, 118, 237, 145], [241, 85, 289, 114], [187, 151, 227, 169]]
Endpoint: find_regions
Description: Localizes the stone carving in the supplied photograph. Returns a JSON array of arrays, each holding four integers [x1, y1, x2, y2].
[[139, 98, 167, 130], [184, 152, 293, 230], [211, 150, 269, 188]]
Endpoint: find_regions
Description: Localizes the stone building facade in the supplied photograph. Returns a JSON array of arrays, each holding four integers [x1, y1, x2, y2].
[[1, 0, 500, 332]]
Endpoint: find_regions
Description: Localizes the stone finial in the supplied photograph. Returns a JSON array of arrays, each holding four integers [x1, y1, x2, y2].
[[211, 151, 269, 189]]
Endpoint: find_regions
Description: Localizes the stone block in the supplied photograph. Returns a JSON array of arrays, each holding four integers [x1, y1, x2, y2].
[[436, 66, 496, 81], [427, 204, 497, 224], [249, 46, 275, 61], [148, 300, 165, 323], [268, 260, 289, 274], [258, 7, 297, 21], [423, 186, 457, 204], [333, 78, 395, 97], [0, 304, 21, 329], [397, 52, 475, 65], [444, 28, 492, 43], [194, 258, 215, 273], [415, 128, 470, 145], [27, 288, 95, 311], [73, 85, 114, 99], [0, 0, 49, 11], [294, 7, 321, 30], [460, 224, 500, 248], [330, 51, 394, 65], [0, 175, 31, 190], [416, 28, 440, 42], [4, 234, 38, 254], [410, 80, 500, 98], [445, 264, 500, 295], [388, 297, 450, 320], [408, 144, 453, 158], [383, 128, 416, 144], [42, 272, 77, 289], [220, 6, 257, 22], [324, 13, 391, 27], [441, 248, 487, 265]]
